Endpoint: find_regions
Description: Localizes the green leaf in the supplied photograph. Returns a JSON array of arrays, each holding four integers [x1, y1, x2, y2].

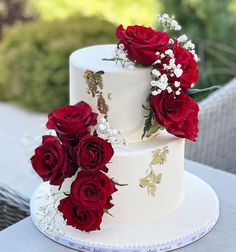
[[142, 108, 164, 139], [142, 108, 153, 139], [146, 122, 164, 138], [104, 209, 114, 217], [187, 85, 220, 101]]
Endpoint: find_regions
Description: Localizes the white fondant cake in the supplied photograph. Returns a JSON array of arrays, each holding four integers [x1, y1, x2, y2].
[[30, 17, 219, 251], [67, 44, 185, 226]]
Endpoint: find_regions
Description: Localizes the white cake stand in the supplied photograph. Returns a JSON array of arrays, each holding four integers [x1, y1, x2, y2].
[[30, 171, 219, 252]]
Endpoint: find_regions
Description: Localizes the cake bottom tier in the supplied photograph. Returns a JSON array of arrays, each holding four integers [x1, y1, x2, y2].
[[30, 171, 219, 251], [59, 132, 185, 225]]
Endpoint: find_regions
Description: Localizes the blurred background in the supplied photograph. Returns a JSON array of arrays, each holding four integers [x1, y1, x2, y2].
[[0, 0, 235, 112], [0, 0, 236, 203]]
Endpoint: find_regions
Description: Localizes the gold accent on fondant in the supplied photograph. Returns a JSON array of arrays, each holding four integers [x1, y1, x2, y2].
[[84, 70, 104, 97], [97, 94, 109, 117], [140, 170, 162, 197], [140, 146, 169, 197], [150, 146, 169, 168], [83, 69, 110, 117]]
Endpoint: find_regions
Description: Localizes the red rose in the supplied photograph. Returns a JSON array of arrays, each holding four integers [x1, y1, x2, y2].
[[170, 41, 198, 90], [166, 101, 199, 141], [75, 135, 114, 173], [151, 91, 199, 141], [46, 102, 98, 146], [116, 25, 169, 65], [30, 135, 77, 185], [58, 197, 103, 232], [70, 170, 117, 210]]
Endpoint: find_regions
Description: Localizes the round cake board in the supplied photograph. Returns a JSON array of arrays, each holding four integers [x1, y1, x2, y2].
[[30, 171, 219, 252]]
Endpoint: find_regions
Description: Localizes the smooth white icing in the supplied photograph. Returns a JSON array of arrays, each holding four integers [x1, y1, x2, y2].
[[69, 44, 151, 143]]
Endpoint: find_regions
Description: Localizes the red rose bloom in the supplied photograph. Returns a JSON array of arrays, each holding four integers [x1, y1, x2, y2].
[[30, 135, 77, 185], [46, 102, 98, 146], [116, 25, 169, 65], [58, 197, 103, 232], [70, 170, 117, 210], [166, 101, 199, 141], [170, 41, 198, 90], [75, 135, 114, 173], [151, 91, 199, 141]]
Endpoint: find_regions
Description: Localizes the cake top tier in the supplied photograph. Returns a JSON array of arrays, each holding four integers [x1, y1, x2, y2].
[[70, 44, 151, 143], [70, 44, 148, 73]]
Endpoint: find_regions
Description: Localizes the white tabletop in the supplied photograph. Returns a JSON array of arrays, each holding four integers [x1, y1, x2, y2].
[[0, 160, 236, 252]]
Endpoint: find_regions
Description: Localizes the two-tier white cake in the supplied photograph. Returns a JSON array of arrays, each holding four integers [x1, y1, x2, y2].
[[30, 15, 219, 251]]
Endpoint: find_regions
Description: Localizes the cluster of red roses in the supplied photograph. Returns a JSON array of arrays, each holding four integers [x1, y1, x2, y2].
[[116, 25, 199, 141], [31, 102, 117, 232]]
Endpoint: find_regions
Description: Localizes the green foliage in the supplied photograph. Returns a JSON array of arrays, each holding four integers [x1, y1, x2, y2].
[[160, 0, 236, 89], [29, 0, 160, 26], [0, 15, 116, 112]]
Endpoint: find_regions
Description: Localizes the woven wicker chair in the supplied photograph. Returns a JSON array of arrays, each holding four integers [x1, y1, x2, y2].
[[186, 77, 236, 174], [0, 183, 30, 231]]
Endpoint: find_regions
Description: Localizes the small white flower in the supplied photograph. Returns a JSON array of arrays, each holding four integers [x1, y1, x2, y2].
[[100, 117, 106, 123], [167, 86, 172, 93], [153, 59, 161, 65], [152, 89, 161, 96], [118, 43, 125, 49], [174, 81, 180, 87], [176, 25, 181, 31], [169, 58, 176, 68], [170, 20, 178, 28], [191, 83, 195, 88], [165, 49, 174, 58], [162, 13, 169, 19], [177, 34, 188, 43], [155, 51, 160, 55], [194, 54, 199, 62], [174, 68, 183, 78], [176, 90, 181, 95], [151, 80, 157, 86], [99, 124, 106, 131], [152, 69, 161, 77]]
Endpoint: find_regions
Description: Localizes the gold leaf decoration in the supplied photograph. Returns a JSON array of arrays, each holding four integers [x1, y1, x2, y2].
[[84, 70, 104, 97], [97, 94, 109, 116], [83, 69, 110, 118], [140, 170, 162, 197], [150, 146, 169, 168], [139, 146, 169, 197]]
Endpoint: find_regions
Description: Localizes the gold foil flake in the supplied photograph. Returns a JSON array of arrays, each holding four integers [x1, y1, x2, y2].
[[97, 94, 109, 116], [83, 69, 110, 118], [139, 170, 162, 197], [139, 146, 169, 197], [84, 70, 104, 97], [150, 146, 169, 168]]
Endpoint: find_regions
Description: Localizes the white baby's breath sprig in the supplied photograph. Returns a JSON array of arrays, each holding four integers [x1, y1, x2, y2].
[[103, 44, 135, 69], [177, 34, 199, 62], [95, 117, 127, 145], [150, 46, 184, 97], [36, 188, 65, 236], [158, 13, 181, 31]]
